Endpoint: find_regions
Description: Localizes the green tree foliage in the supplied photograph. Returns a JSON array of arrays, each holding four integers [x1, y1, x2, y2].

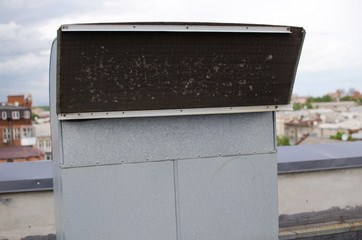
[[330, 131, 352, 141], [32, 113, 39, 120], [33, 106, 50, 111], [340, 96, 352, 101], [293, 102, 302, 110], [277, 135, 291, 146], [307, 94, 333, 104]]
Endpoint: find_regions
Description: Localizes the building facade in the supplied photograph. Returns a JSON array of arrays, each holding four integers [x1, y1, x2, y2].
[[35, 123, 52, 160], [0, 104, 36, 148]]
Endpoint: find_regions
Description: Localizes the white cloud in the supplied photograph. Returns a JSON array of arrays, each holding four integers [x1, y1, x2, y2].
[[0, 21, 21, 40], [0, 53, 48, 75]]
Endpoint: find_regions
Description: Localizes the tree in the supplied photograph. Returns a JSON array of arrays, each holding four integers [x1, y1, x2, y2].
[[293, 102, 302, 110], [277, 135, 291, 146], [330, 131, 352, 141]]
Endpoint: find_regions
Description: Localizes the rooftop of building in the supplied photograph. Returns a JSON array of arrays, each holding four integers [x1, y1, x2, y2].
[[0, 104, 31, 111], [0, 146, 44, 159]]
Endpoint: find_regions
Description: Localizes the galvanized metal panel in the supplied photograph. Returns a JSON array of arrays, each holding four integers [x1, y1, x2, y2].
[[60, 161, 177, 240], [177, 154, 279, 240], [61, 112, 275, 167], [57, 23, 305, 117], [50, 39, 64, 166]]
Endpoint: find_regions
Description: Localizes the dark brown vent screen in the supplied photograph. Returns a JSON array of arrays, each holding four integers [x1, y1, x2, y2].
[[57, 24, 305, 115]]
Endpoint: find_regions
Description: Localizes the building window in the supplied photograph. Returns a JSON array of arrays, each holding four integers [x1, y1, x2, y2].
[[23, 111, 30, 119], [13, 128, 20, 139], [45, 153, 52, 160], [46, 140, 51, 149], [1, 111, 6, 120], [3, 128, 11, 140], [38, 140, 43, 149], [12, 111, 20, 119], [22, 127, 34, 138]]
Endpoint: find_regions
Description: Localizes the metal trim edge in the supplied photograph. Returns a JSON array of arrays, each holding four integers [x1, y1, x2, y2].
[[57, 104, 293, 120]]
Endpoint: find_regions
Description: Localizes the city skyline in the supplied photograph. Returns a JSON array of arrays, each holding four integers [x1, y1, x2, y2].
[[1, 0, 362, 105]]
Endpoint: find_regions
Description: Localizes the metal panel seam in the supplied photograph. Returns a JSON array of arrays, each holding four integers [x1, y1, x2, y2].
[[173, 160, 181, 240], [58, 151, 278, 169]]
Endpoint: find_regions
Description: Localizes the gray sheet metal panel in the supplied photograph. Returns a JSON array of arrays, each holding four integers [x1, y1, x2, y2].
[[61, 112, 275, 168], [177, 154, 279, 240], [60, 161, 177, 240], [49, 39, 64, 166]]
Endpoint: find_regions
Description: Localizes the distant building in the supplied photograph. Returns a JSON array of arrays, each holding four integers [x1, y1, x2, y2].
[[311, 101, 357, 111], [0, 95, 36, 148], [34, 123, 52, 160], [0, 146, 44, 163], [7, 94, 32, 108], [284, 119, 319, 145], [291, 95, 310, 104]]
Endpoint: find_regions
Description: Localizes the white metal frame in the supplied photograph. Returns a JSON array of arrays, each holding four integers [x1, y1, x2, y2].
[[58, 104, 293, 120], [60, 24, 291, 33]]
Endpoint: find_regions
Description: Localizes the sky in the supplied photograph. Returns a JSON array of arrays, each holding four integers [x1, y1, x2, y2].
[[0, 0, 361, 106]]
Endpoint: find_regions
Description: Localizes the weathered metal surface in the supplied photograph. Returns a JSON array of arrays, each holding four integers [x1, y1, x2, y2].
[[60, 112, 275, 168], [56, 22, 305, 118], [177, 154, 278, 240]]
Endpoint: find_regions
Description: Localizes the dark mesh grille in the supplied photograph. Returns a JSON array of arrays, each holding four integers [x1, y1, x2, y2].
[[58, 28, 304, 114]]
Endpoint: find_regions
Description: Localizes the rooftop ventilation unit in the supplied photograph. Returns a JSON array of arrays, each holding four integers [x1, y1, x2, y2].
[[51, 22, 305, 240]]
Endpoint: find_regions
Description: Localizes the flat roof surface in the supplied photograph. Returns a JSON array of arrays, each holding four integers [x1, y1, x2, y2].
[[278, 141, 362, 173]]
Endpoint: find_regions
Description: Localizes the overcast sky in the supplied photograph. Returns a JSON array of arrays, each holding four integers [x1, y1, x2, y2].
[[1, 0, 361, 105]]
